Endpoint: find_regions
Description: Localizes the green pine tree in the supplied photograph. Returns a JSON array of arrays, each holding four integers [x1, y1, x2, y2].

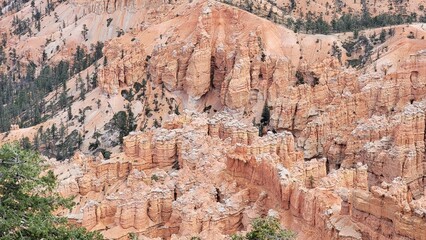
[[0, 144, 104, 240]]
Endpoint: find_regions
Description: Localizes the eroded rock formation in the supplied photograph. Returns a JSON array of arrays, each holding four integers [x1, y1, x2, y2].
[[96, 1, 426, 194], [54, 111, 426, 239], [0, 0, 425, 239]]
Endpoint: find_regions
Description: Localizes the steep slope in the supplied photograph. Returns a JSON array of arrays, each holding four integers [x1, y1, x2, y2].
[[0, 0, 425, 239]]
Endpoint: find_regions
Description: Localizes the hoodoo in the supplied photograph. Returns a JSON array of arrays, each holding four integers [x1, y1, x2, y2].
[[0, 0, 425, 239]]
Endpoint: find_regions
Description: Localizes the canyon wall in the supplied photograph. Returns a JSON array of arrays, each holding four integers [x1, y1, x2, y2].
[[98, 1, 426, 191], [55, 112, 426, 239], [1, 0, 425, 239]]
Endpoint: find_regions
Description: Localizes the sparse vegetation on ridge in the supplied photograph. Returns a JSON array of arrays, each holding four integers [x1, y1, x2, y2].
[[220, 0, 426, 34]]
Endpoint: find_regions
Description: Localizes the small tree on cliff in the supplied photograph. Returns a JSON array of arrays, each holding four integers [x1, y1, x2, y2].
[[126, 103, 137, 133], [258, 103, 271, 136], [261, 103, 271, 126], [0, 144, 103, 239], [81, 24, 88, 41], [112, 104, 137, 143], [231, 217, 296, 240]]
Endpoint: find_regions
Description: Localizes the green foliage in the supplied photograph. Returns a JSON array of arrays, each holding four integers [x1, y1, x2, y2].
[[223, 0, 419, 35], [261, 103, 271, 125], [303, 14, 330, 34], [0, 144, 103, 240], [151, 174, 159, 182], [324, 12, 414, 34], [0, 45, 6, 65], [103, 56, 108, 66], [20, 137, 32, 150], [153, 119, 161, 128], [78, 74, 86, 100], [72, 46, 89, 74], [295, 71, 304, 85], [89, 131, 102, 151], [25, 61, 36, 82], [112, 104, 137, 143], [89, 71, 96, 90], [289, 0, 296, 11], [113, 111, 127, 142], [81, 24, 89, 41], [145, 105, 152, 117], [133, 82, 143, 93], [126, 104, 137, 131], [129, 232, 138, 240], [232, 217, 295, 240], [78, 107, 92, 124], [68, 106, 73, 120], [342, 35, 374, 68], [89, 142, 99, 151], [33, 8, 41, 31], [12, 15, 31, 36], [99, 149, 112, 159], [231, 235, 245, 240], [353, 29, 359, 39], [33, 124, 82, 161], [0, 40, 103, 134], [72, 42, 104, 76], [174, 105, 180, 115], [379, 29, 387, 43], [121, 89, 135, 102], [0, 60, 70, 132], [93, 42, 104, 63], [106, 18, 113, 27]]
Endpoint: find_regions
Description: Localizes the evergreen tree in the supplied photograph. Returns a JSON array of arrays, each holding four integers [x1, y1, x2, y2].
[[231, 217, 295, 240], [67, 105, 73, 120], [0, 45, 6, 65], [261, 103, 271, 125], [33, 132, 40, 150], [0, 144, 104, 240], [174, 105, 180, 115], [380, 29, 387, 43], [91, 71, 98, 89], [59, 91, 68, 109], [126, 104, 137, 133], [80, 81, 86, 100], [81, 24, 89, 41], [113, 111, 128, 143], [113, 105, 137, 143], [94, 41, 104, 61], [51, 123, 57, 139], [353, 29, 359, 39]]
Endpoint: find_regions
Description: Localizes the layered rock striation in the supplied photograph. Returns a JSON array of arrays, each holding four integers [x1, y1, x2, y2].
[[97, 0, 426, 193], [54, 111, 426, 239]]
